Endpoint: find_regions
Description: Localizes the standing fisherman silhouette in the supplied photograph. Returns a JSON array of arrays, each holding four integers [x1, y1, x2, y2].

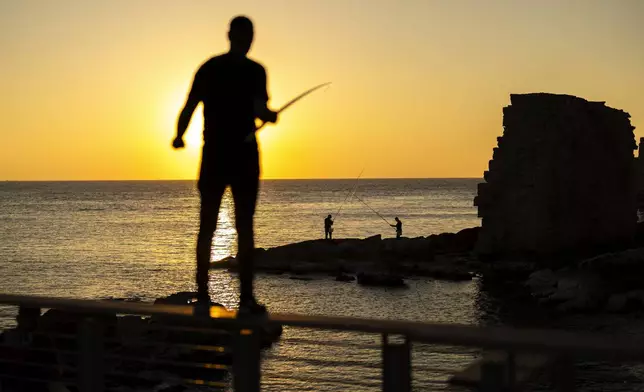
[[324, 215, 334, 240], [391, 217, 402, 239], [173, 16, 278, 314]]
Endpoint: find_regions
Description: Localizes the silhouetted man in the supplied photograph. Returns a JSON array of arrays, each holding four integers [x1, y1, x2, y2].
[[173, 16, 278, 313], [391, 217, 402, 239], [324, 214, 334, 240]]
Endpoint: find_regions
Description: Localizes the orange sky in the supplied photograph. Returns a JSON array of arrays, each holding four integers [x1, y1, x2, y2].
[[2, 0, 643, 180]]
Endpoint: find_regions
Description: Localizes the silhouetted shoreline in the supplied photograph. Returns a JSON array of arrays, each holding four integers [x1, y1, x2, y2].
[[212, 221, 644, 315]]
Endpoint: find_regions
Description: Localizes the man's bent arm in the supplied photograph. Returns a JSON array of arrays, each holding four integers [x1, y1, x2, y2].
[[175, 71, 203, 142], [177, 97, 199, 140], [254, 100, 277, 124]]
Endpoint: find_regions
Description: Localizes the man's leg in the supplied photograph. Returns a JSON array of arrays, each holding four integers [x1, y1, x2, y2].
[[196, 180, 226, 302], [230, 172, 260, 305]]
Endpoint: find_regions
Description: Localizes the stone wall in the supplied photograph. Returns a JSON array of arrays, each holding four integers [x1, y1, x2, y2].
[[475, 93, 637, 256]]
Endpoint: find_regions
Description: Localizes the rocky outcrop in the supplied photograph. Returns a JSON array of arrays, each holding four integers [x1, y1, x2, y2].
[[211, 228, 481, 281], [526, 269, 606, 313], [476, 93, 637, 258], [524, 246, 644, 313], [356, 272, 407, 288]]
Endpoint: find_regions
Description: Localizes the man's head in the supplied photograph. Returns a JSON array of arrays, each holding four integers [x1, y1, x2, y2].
[[327, 214, 332, 219], [228, 16, 254, 55], [395, 217, 400, 221]]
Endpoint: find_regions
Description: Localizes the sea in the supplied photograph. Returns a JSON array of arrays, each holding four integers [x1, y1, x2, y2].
[[1, 179, 643, 391]]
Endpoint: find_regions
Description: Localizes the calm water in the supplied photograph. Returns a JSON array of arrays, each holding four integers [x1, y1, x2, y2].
[[0, 180, 642, 391], [0, 179, 480, 302]]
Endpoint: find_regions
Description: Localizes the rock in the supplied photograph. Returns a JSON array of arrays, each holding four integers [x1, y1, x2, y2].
[[525, 269, 558, 297], [289, 276, 314, 281], [579, 248, 644, 287], [426, 227, 480, 254], [338, 260, 377, 274], [556, 295, 600, 313], [289, 262, 320, 275], [356, 272, 407, 288], [335, 273, 355, 282], [154, 292, 199, 306], [364, 234, 382, 242], [210, 256, 237, 269], [452, 227, 480, 252], [414, 263, 472, 281], [525, 269, 557, 290], [626, 289, 644, 303], [605, 294, 628, 313], [543, 273, 606, 312], [256, 256, 289, 271]]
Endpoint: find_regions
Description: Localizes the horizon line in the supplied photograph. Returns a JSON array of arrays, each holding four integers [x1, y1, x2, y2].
[[1, 177, 483, 182]]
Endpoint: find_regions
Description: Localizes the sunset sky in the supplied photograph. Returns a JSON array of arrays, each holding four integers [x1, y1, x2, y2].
[[1, 0, 643, 180]]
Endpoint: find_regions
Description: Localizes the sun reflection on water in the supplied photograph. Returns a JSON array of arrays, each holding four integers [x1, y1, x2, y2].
[[211, 189, 237, 262]]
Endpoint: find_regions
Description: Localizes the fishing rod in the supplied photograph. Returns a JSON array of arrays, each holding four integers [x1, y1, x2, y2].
[[353, 194, 392, 226], [245, 82, 332, 142], [334, 167, 365, 219]]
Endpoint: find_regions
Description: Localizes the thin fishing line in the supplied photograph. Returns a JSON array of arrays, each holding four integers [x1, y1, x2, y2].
[[353, 194, 392, 226], [335, 167, 365, 219]]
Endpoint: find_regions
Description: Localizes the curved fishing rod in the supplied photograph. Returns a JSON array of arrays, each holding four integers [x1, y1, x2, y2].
[[245, 82, 332, 142], [353, 194, 392, 226], [334, 167, 365, 219]]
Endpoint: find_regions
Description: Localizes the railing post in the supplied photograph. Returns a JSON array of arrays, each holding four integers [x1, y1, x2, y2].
[[551, 354, 575, 392], [382, 334, 411, 392], [507, 351, 516, 390], [77, 317, 104, 392], [233, 328, 261, 392], [480, 360, 505, 392]]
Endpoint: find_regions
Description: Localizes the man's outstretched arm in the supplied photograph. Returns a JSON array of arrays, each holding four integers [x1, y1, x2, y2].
[[173, 73, 203, 149]]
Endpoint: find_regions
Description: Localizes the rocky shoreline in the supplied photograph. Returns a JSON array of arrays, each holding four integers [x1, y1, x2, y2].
[[212, 224, 644, 315], [525, 248, 644, 314], [211, 227, 482, 284]]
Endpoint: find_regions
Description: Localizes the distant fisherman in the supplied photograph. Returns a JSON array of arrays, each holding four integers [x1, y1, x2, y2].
[[324, 214, 334, 240], [391, 217, 402, 239]]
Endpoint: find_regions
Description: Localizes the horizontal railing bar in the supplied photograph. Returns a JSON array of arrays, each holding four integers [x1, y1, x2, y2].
[[0, 357, 75, 371], [0, 343, 78, 357], [104, 354, 229, 370], [32, 332, 76, 340], [106, 370, 229, 388], [104, 339, 228, 353], [4, 293, 644, 359], [145, 323, 229, 335], [0, 372, 76, 385], [270, 313, 644, 359]]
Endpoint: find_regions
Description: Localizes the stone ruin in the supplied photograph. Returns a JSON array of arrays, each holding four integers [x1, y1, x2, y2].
[[636, 137, 644, 211], [475, 93, 637, 257]]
